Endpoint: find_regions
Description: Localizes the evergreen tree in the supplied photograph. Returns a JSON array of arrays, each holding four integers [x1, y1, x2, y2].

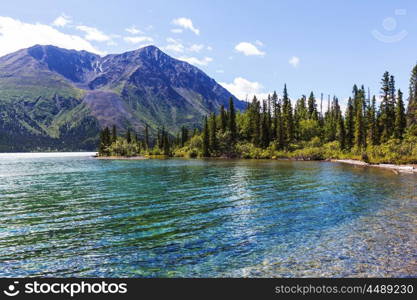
[[323, 97, 340, 142], [407, 63, 417, 127], [271, 91, 279, 140], [220, 105, 228, 132], [163, 130, 170, 156], [209, 113, 218, 152], [307, 92, 318, 120], [111, 125, 117, 143], [144, 124, 149, 149], [99, 130, 106, 155], [126, 128, 132, 144], [276, 97, 284, 149], [202, 116, 210, 157], [354, 89, 365, 149], [293, 95, 308, 141], [158, 127, 165, 149], [181, 126, 189, 147], [345, 98, 354, 149], [379, 71, 395, 141], [249, 96, 261, 146], [394, 89, 406, 139], [338, 113, 346, 150], [228, 97, 237, 142], [260, 100, 270, 148], [99, 127, 111, 155], [367, 95, 378, 145], [282, 84, 294, 146]]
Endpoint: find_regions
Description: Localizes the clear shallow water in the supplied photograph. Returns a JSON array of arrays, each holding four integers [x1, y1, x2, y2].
[[0, 153, 416, 277]]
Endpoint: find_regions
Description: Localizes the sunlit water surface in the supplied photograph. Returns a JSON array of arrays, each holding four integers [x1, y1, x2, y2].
[[0, 153, 416, 277]]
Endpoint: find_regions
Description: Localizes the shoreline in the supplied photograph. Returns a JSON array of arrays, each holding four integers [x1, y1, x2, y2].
[[94, 155, 417, 173], [95, 155, 148, 160], [330, 159, 417, 173]]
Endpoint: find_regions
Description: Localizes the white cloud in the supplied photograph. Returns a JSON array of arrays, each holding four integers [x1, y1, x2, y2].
[[171, 28, 183, 34], [165, 44, 184, 53], [255, 40, 264, 46], [0, 16, 103, 57], [289, 56, 300, 67], [235, 42, 265, 56], [76, 25, 110, 42], [52, 14, 72, 27], [207, 46, 213, 51], [216, 70, 224, 73], [123, 36, 154, 44], [220, 77, 269, 100], [164, 37, 184, 53], [189, 44, 204, 52], [178, 56, 213, 66], [172, 17, 200, 35], [125, 26, 142, 35]]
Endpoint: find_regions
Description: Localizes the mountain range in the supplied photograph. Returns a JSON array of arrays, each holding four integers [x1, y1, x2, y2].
[[0, 45, 244, 151]]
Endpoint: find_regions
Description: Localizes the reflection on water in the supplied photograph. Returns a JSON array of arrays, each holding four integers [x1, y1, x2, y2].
[[0, 155, 415, 277]]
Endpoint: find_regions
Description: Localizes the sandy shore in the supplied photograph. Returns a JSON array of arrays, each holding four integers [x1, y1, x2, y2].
[[331, 159, 417, 173]]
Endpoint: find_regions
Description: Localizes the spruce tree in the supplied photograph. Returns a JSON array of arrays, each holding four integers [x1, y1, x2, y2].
[[112, 125, 117, 143], [260, 100, 270, 148], [228, 97, 237, 143], [367, 95, 378, 145], [220, 105, 227, 132], [158, 127, 165, 149], [282, 84, 294, 146], [338, 113, 346, 150], [99, 130, 106, 155], [293, 95, 308, 141], [271, 91, 279, 140], [407, 63, 417, 127], [126, 128, 132, 144], [209, 113, 218, 152], [394, 89, 406, 139], [308, 92, 318, 120], [345, 98, 354, 149], [354, 89, 365, 149], [99, 127, 111, 155], [249, 96, 261, 146], [144, 124, 149, 149], [181, 126, 188, 147], [276, 97, 284, 149], [162, 129, 170, 156], [379, 72, 395, 141], [202, 116, 210, 157]]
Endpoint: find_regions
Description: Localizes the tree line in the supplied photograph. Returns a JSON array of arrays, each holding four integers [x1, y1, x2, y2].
[[99, 65, 417, 164]]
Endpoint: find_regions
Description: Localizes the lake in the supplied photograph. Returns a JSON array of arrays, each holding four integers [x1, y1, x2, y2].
[[0, 153, 416, 277]]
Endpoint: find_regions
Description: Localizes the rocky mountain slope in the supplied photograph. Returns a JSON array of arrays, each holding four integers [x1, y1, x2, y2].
[[0, 45, 244, 151]]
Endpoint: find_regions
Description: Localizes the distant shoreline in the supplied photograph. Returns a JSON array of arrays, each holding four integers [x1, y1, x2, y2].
[[95, 155, 148, 160], [93, 154, 417, 173]]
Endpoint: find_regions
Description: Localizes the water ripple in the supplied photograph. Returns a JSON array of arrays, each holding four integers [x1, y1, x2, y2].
[[0, 155, 416, 277]]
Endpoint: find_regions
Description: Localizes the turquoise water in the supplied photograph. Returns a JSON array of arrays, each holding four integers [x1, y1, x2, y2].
[[0, 153, 416, 277]]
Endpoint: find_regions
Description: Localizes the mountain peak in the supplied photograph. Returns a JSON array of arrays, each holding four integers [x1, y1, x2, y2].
[[0, 43, 245, 151]]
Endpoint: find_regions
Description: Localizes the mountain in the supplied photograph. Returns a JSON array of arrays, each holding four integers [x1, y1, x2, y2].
[[0, 45, 244, 151]]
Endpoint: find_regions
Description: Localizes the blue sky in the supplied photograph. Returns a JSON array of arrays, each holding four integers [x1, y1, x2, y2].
[[1, 0, 417, 106]]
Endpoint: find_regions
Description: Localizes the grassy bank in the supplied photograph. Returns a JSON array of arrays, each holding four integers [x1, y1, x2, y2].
[[171, 135, 417, 165]]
